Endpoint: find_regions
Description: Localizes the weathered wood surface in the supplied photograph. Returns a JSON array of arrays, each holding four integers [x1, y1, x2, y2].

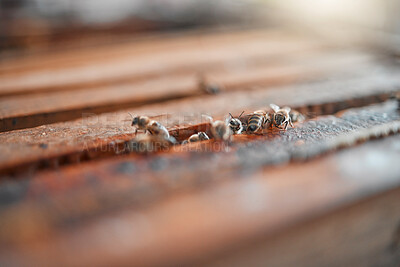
[[1, 132, 399, 266], [0, 30, 323, 95], [207, 187, 400, 267], [0, 28, 383, 132], [1, 30, 275, 75], [0, 69, 398, 175], [0, 49, 373, 131], [1, 102, 399, 226], [0, 28, 400, 266]]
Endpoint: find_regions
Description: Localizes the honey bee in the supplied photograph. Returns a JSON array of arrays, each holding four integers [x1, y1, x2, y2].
[[246, 110, 271, 133], [130, 114, 170, 138], [189, 132, 210, 142], [211, 120, 232, 141], [270, 104, 293, 130], [185, 132, 210, 143], [201, 114, 232, 141], [227, 112, 244, 134]]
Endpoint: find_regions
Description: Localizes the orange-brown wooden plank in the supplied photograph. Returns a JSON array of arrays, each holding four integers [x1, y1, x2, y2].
[[0, 69, 398, 176], [0, 52, 385, 132], [0, 130, 399, 266], [0, 102, 398, 232], [1, 27, 399, 267], [0, 30, 326, 97], [206, 187, 400, 267], [0, 29, 279, 75], [0, 70, 398, 176]]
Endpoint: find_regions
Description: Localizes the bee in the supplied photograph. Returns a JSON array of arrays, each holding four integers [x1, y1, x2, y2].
[[227, 111, 244, 134], [188, 132, 210, 143], [202, 115, 231, 141], [270, 104, 293, 130], [130, 114, 170, 138], [247, 110, 271, 133], [211, 120, 232, 141]]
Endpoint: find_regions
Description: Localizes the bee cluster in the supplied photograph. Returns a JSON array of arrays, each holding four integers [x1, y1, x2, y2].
[[128, 104, 304, 152]]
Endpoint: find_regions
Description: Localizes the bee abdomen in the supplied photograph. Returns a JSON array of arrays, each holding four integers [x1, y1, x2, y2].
[[247, 114, 264, 132], [249, 114, 263, 122], [148, 122, 170, 138]]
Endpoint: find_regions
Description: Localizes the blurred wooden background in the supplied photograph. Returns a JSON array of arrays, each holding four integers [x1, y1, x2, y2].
[[0, 1, 400, 266]]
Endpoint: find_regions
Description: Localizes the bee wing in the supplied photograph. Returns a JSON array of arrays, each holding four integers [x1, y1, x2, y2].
[[149, 114, 171, 120], [127, 114, 168, 120], [201, 114, 214, 123], [254, 109, 267, 115], [270, 104, 280, 113], [224, 114, 233, 125], [168, 136, 177, 144], [283, 106, 291, 113]]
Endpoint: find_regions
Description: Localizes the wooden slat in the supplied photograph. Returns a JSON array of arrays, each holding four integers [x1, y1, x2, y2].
[[0, 102, 398, 232], [0, 50, 374, 132], [0, 70, 397, 176], [206, 187, 400, 267], [1, 28, 400, 267], [0, 132, 399, 266], [0, 29, 281, 75], [0, 30, 324, 96]]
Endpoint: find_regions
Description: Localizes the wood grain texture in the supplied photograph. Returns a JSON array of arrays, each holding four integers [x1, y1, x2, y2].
[[0, 27, 400, 267], [206, 187, 400, 267], [0, 29, 276, 75], [0, 50, 372, 131], [0, 134, 399, 266], [0, 30, 324, 96], [1, 101, 398, 220], [0, 73, 397, 175]]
